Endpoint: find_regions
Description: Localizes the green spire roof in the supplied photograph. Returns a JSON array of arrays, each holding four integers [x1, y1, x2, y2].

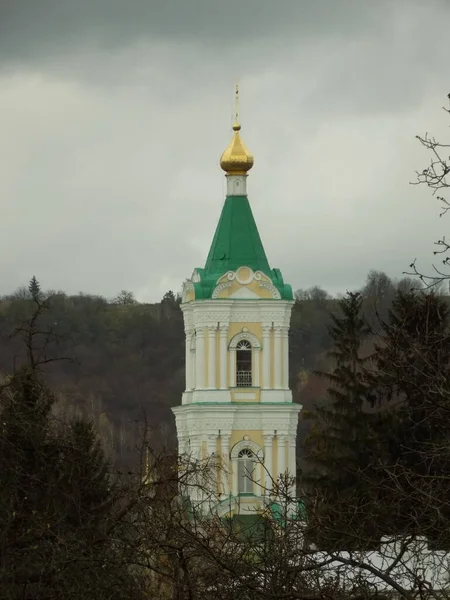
[[193, 195, 293, 300], [204, 195, 271, 277]]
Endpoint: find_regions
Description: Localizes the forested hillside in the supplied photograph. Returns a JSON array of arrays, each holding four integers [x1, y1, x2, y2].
[[0, 271, 438, 466]]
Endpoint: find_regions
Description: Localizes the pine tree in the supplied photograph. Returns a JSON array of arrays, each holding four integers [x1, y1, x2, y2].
[[372, 291, 450, 547], [28, 275, 42, 301], [303, 291, 378, 550], [305, 290, 450, 551], [0, 282, 144, 600], [60, 418, 112, 528]]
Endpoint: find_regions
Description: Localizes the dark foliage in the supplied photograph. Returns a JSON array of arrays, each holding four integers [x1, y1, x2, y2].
[[0, 288, 185, 466], [0, 287, 145, 600], [303, 292, 380, 550], [304, 288, 450, 552], [370, 291, 450, 548]]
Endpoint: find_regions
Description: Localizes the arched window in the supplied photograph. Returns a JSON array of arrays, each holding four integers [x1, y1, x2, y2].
[[238, 448, 255, 494], [236, 340, 252, 387]]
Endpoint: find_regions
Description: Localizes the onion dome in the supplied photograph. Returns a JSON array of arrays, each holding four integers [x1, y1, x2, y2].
[[220, 85, 254, 175], [220, 122, 254, 175]]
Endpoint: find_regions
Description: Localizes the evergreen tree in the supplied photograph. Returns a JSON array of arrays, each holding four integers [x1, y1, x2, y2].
[[303, 291, 378, 550], [59, 418, 112, 527], [372, 291, 450, 547], [0, 280, 143, 600], [0, 371, 144, 600], [28, 275, 42, 301], [304, 289, 450, 551]]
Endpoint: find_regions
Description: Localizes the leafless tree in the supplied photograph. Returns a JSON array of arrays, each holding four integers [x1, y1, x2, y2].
[[409, 95, 450, 290]]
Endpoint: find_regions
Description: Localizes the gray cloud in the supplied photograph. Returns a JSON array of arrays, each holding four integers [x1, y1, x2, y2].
[[0, 0, 449, 301], [0, 0, 392, 66]]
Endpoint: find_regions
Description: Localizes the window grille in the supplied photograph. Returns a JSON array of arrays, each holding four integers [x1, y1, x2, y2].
[[238, 448, 255, 493], [236, 340, 252, 387]]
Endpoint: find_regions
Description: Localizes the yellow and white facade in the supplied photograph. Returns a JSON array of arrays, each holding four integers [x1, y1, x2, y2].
[[172, 93, 302, 515]]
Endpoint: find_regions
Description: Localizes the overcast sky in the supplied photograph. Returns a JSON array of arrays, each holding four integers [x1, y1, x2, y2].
[[1, 0, 449, 301]]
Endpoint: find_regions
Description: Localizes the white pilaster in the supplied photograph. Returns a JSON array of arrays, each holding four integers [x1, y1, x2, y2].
[[190, 439, 202, 502], [226, 174, 247, 196], [178, 436, 188, 456], [262, 325, 271, 389], [253, 348, 260, 388], [219, 325, 228, 389], [195, 328, 205, 390], [282, 327, 289, 389], [221, 435, 230, 498], [229, 348, 236, 388], [207, 433, 218, 498], [208, 326, 216, 389], [191, 347, 196, 390], [185, 331, 193, 391], [207, 433, 217, 454], [263, 433, 274, 495], [277, 434, 286, 477], [288, 436, 297, 498], [232, 458, 238, 496], [273, 326, 282, 389], [191, 438, 202, 461]]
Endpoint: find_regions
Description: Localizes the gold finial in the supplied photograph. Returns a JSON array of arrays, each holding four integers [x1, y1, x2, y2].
[[220, 84, 253, 175], [233, 83, 241, 131]]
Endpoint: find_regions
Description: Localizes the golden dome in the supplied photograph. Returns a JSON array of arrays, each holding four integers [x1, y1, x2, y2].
[[220, 122, 254, 175]]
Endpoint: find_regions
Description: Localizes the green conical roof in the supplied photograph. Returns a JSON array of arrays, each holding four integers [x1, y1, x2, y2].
[[204, 195, 271, 277], [193, 194, 293, 301]]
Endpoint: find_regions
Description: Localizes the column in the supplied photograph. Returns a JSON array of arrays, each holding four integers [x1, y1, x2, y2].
[[208, 326, 216, 389], [219, 325, 228, 389], [177, 437, 187, 493], [273, 326, 282, 389], [207, 433, 218, 498], [287, 436, 297, 498], [277, 435, 286, 477], [232, 457, 238, 496], [229, 348, 236, 388], [178, 436, 188, 456], [206, 433, 217, 457], [282, 327, 290, 390], [263, 434, 274, 496], [195, 327, 205, 389], [191, 347, 196, 390], [185, 330, 192, 391], [262, 325, 271, 389], [189, 439, 201, 502], [253, 348, 260, 387], [220, 435, 230, 497]]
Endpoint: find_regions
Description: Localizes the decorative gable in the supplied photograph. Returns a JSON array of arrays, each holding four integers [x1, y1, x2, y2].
[[211, 267, 282, 300]]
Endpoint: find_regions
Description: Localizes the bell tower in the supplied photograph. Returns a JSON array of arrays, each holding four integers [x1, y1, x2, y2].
[[172, 87, 302, 516]]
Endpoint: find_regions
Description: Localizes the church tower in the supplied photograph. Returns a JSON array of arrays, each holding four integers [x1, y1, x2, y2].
[[172, 88, 302, 516]]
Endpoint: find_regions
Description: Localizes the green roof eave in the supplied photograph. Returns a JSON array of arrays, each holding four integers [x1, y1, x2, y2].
[[192, 267, 293, 301], [188, 195, 293, 301]]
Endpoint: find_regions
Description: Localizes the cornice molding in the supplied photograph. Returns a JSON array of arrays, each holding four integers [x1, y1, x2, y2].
[[172, 403, 302, 437]]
